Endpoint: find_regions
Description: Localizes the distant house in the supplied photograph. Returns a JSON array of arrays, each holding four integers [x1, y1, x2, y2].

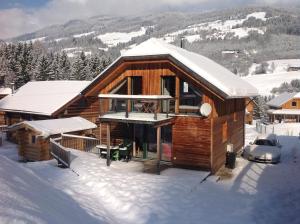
[[287, 66, 300, 72], [0, 81, 91, 140], [10, 117, 97, 161], [78, 38, 258, 173], [0, 87, 12, 125], [267, 92, 300, 123], [245, 98, 254, 125]]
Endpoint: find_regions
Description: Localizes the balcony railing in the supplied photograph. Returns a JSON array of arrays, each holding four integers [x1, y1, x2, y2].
[[99, 94, 174, 121]]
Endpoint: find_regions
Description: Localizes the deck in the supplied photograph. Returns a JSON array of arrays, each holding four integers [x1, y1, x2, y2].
[[99, 112, 175, 125]]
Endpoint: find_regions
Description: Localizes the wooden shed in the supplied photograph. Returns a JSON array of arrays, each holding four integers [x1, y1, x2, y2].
[[9, 117, 97, 161]]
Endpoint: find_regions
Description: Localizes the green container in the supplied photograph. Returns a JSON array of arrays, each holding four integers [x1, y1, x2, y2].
[[142, 143, 148, 159]]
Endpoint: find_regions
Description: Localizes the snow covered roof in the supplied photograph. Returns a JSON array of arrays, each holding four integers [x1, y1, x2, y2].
[[0, 81, 90, 116], [267, 92, 298, 108], [0, 87, 12, 95], [267, 109, 300, 115], [9, 117, 97, 138], [121, 38, 258, 98]]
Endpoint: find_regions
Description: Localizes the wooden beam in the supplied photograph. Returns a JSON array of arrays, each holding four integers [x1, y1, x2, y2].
[[133, 124, 136, 157], [127, 76, 132, 112], [156, 126, 161, 174], [106, 123, 111, 166], [175, 76, 180, 114]]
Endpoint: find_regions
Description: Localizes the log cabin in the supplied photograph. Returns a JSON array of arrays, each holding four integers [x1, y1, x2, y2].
[[0, 87, 12, 125], [77, 38, 258, 173], [0, 81, 90, 141], [267, 92, 300, 123], [10, 117, 96, 161]]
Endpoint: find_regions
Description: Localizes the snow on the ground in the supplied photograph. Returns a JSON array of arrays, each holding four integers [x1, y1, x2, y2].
[[247, 59, 300, 75], [22, 37, 46, 44], [1, 123, 300, 224], [73, 31, 96, 38], [54, 37, 68, 42], [243, 71, 300, 96], [161, 12, 266, 43], [96, 27, 147, 47]]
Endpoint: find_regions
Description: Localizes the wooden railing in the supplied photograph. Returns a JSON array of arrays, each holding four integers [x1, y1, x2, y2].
[[50, 138, 70, 168], [0, 125, 8, 132], [61, 133, 100, 152]]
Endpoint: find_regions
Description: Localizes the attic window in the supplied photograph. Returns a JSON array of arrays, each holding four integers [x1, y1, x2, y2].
[[292, 101, 297, 107]]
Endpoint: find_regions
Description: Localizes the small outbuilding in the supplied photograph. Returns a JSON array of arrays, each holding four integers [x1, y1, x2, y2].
[[9, 117, 97, 161]]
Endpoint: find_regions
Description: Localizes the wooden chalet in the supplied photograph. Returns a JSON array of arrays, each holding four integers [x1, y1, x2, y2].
[[0, 81, 90, 141], [10, 117, 96, 161], [0, 38, 258, 173], [77, 38, 258, 173], [267, 92, 300, 123]]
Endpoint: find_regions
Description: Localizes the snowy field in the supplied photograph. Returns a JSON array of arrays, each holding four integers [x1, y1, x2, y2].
[[243, 71, 300, 96], [1, 124, 300, 224]]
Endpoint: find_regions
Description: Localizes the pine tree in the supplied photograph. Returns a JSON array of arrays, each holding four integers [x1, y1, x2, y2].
[[71, 51, 90, 80], [59, 51, 71, 80], [35, 55, 51, 81]]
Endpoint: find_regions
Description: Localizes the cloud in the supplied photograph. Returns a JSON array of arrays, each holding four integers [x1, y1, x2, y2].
[[0, 0, 298, 39]]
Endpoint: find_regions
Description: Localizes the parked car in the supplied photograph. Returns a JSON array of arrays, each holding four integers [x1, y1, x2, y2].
[[243, 134, 281, 163]]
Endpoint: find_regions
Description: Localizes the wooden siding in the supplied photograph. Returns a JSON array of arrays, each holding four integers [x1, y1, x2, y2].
[[172, 116, 211, 170], [18, 129, 51, 161], [282, 98, 300, 109], [211, 98, 245, 173]]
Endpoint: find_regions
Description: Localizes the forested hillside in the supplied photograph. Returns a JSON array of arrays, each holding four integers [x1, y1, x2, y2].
[[1, 6, 300, 89]]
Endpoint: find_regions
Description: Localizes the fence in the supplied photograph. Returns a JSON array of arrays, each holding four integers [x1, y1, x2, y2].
[[61, 133, 100, 152], [256, 121, 300, 136], [50, 138, 71, 168]]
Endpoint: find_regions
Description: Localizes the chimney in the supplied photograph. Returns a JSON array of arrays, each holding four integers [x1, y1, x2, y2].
[[10, 82, 15, 94], [180, 37, 185, 49]]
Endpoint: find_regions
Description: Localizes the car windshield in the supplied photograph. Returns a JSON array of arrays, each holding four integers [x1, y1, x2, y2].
[[254, 139, 275, 146]]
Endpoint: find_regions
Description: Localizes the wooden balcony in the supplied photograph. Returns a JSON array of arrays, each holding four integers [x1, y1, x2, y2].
[[98, 94, 175, 125]]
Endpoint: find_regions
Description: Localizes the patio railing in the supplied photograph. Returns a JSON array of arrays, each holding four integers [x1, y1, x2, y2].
[[50, 138, 71, 168], [61, 133, 100, 152]]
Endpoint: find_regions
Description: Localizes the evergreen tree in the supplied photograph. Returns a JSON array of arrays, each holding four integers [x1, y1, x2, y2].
[[71, 51, 89, 80], [35, 55, 51, 81], [59, 51, 71, 80]]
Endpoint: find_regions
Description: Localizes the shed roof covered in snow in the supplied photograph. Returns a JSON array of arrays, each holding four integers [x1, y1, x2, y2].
[[9, 117, 97, 138], [0, 81, 90, 116], [83, 38, 258, 98], [267, 92, 299, 108]]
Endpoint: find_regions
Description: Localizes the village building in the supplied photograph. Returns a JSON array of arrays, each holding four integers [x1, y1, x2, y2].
[[0, 87, 12, 125], [267, 92, 300, 123], [0, 38, 258, 173], [78, 38, 258, 173], [0, 80, 90, 140], [10, 117, 97, 161]]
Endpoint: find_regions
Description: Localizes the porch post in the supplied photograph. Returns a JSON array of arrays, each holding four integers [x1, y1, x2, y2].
[[156, 126, 161, 174], [133, 124, 136, 157], [106, 123, 111, 166]]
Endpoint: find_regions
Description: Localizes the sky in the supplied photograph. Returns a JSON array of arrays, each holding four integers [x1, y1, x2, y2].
[[0, 0, 299, 39]]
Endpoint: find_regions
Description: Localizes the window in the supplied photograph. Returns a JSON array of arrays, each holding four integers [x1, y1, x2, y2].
[[292, 101, 297, 107], [29, 134, 36, 144], [179, 79, 202, 115], [222, 122, 228, 143]]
